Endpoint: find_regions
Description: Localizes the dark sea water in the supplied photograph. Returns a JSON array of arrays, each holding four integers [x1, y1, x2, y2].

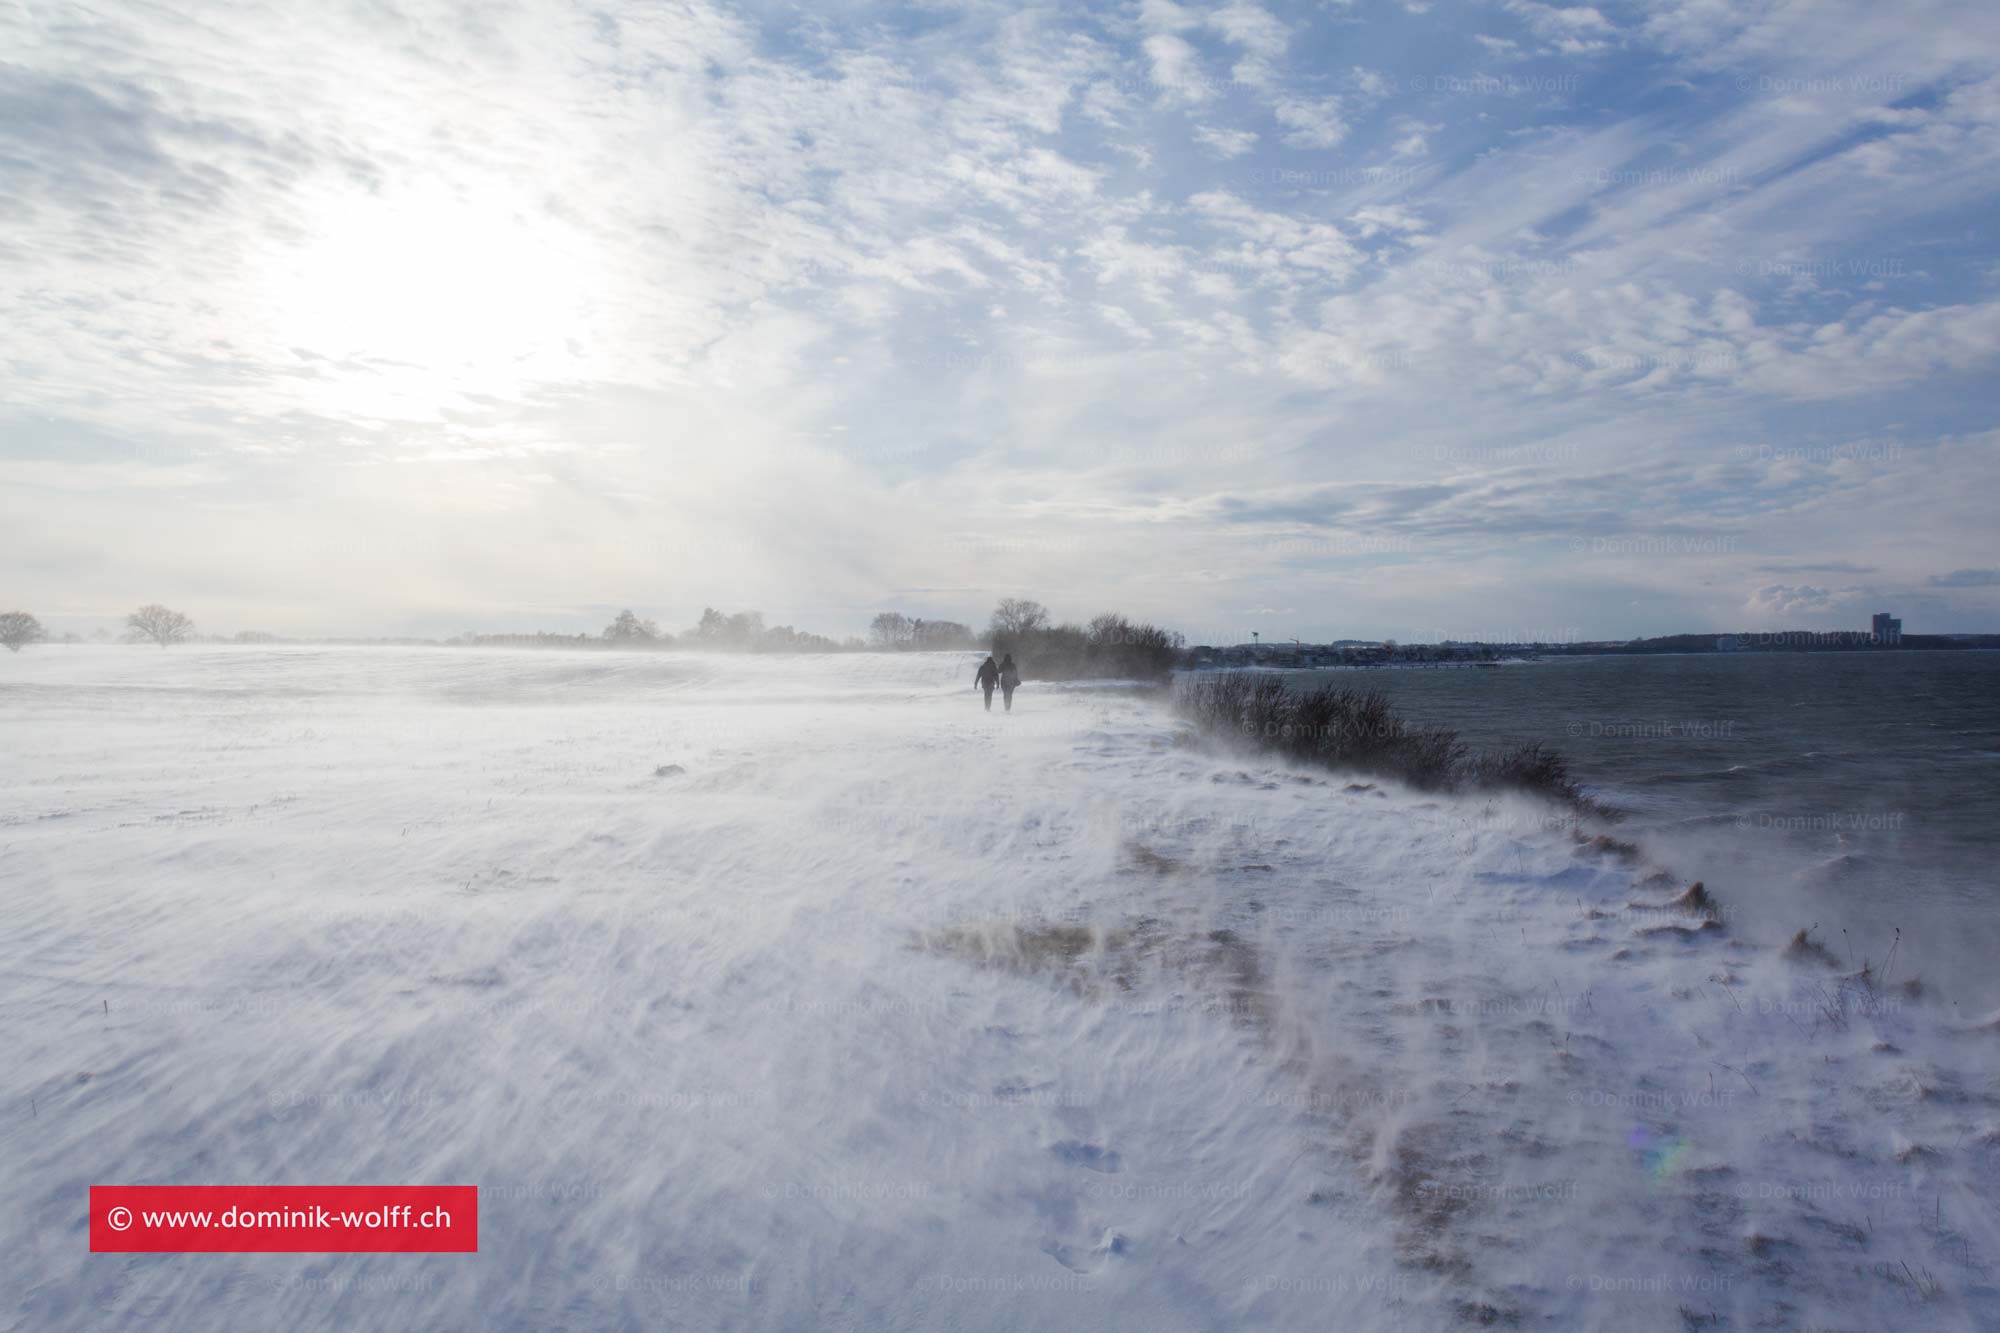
[[1281, 651, 2000, 1006]]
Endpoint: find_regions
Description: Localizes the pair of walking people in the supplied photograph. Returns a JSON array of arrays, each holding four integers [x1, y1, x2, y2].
[[974, 653, 1019, 711]]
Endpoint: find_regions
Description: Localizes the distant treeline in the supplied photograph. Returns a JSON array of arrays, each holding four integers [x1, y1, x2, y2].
[[473, 600, 1187, 679], [866, 613, 979, 652], [554, 608, 864, 653], [1, 599, 1182, 674]]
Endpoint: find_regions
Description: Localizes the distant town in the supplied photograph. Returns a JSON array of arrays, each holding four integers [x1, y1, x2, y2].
[[1188, 612, 2000, 669]]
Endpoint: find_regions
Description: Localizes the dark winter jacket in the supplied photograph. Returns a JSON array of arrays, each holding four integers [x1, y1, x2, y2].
[[998, 657, 1020, 688], [975, 658, 1000, 688]]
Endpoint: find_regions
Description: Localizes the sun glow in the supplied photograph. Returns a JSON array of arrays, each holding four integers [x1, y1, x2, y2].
[[254, 180, 608, 415]]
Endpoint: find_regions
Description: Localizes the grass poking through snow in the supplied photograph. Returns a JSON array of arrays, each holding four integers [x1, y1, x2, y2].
[[1175, 674, 1592, 807]]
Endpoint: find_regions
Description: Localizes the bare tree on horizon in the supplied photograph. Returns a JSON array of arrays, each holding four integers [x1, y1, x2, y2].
[[127, 604, 196, 648], [1, 611, 44, 652], [603, 609, 665, 645], [988, 598, 1049, 639], [868, 611, 913, 651]]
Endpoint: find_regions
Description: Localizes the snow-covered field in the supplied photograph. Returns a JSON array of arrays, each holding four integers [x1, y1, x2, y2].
[[4, 646, 1995, 1330]]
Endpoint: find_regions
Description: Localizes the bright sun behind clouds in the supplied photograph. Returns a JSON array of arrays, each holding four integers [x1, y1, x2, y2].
[[253, 180, 609, 417]]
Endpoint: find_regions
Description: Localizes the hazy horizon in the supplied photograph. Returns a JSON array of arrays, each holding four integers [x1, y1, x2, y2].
[[19, 599, 1992, 647], [7, 0, 2000, 641]]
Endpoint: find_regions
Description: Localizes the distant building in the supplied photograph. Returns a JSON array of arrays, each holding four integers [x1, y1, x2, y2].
[[1715, 635, 1742, 652], [1871, 612, 1903, 646]]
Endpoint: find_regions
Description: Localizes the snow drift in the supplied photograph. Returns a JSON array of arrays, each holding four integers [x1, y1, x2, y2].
[[3, 646, 1995, 1329]]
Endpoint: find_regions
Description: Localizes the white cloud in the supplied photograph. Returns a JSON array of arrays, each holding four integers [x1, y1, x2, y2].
[[1272, 94, 1348, 148], [1207, 1, 1291, 59], [1194, 123, 1259, 158], [1207, 0, 1291, 87], [1143, 33, 1211, 103], [1929, 567, 2000, 587], [1348, 66, 1397, 99], [1745, 583, 1858, 618], [1388, 117, 1442, 158], [1501, 0, 1620, 55], [1348, 204, 1428, 238]]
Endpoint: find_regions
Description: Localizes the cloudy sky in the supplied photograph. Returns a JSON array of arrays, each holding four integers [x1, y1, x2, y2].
[[5, 0, 1998, 642]]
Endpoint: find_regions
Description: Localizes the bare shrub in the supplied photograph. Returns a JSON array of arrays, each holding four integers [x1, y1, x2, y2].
[[126, 604, 195, 648], [1174, 677, 1588, 805], [0, 611, 44, 652]]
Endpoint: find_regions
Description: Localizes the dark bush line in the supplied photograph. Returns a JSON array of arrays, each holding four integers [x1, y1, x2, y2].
[[1174, 674, 1588, 806], [990, 612, 1184, 683]]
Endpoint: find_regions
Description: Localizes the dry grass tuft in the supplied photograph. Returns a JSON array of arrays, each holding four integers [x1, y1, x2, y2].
[[1783, 927, 1841, 968], [1670, 881, 1720, 919], [1576, 831, 1641, 861], [1123, 842, 1185, 875]]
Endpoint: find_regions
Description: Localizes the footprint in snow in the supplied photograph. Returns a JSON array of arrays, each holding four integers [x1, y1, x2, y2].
[[992, 1080, 1054, 1101], [1042, 1230, 1130, 1275], [1041, 1239, 1089, 1273], [1050, 1140, 1121, 1173]]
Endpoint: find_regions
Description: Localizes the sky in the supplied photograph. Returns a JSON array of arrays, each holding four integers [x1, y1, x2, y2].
[[3, 0, 1998, 643]]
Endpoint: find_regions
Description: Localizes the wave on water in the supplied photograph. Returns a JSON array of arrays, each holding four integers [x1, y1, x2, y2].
[[1795, 851, 1877, 889]]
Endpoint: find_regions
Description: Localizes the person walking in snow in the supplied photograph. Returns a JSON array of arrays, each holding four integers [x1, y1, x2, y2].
[[998, 653, 1020, 712], [974, 654, 999, 711]]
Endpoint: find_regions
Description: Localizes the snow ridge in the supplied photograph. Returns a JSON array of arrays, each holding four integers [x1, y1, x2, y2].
[[2, 647, 1994, 1330]]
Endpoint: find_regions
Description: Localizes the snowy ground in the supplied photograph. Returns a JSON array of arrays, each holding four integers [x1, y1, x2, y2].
[[3, 646, 1995, 1330]]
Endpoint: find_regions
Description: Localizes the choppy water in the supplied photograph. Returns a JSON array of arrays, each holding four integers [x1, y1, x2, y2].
[[1280, 651, 2000, 1004]]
